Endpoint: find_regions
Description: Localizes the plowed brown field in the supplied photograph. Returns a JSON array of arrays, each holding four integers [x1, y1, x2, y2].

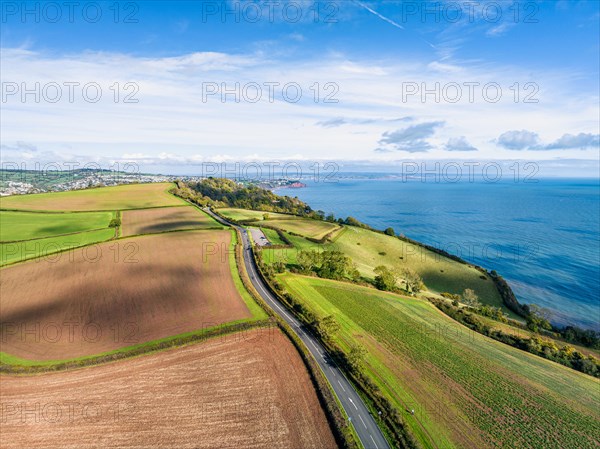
[[0, 230, 251, 361], [121, 206, 221, 236], [0, 329, 337, 449]]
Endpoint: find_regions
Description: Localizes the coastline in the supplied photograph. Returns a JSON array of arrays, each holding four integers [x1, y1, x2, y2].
[[280, 178, 599, 331]]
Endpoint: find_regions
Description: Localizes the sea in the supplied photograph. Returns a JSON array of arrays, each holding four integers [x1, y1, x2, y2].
[[281, 176, 600, 331]]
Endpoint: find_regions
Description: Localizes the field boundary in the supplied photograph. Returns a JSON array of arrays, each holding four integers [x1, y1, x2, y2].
[[0, 319, 272, 374], [0, 229, 116, 268]]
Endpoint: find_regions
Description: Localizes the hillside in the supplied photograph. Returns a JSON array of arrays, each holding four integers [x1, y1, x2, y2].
[[279, 274, 600, 449]]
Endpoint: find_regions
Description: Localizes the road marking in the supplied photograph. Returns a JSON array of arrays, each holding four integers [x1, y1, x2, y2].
[[349, 397, 358, 410], [359, 414, 367, 429], [338, 380, 346, 392], [370, 434, 379, 449], [329, 366, 336, 376]]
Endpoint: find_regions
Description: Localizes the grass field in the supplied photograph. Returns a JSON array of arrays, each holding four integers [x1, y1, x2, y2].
[[0, 328, 336, 449], [218, 208, 342, 240], [0, 228, 116, 266], [263, 219, 341, 240], [261, 222, 509, 315], [121, 206, 223, 236], [218, 208, 297, 222], [0, 210, 113, 241], [259, 227, 287, 246], [280, 273, 600, 449], [0, 182, 183, 211], [0, 230, 261, 361]]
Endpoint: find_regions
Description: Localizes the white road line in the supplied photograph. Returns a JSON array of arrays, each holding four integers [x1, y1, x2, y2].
[[370, 435, 379, 449], [337, 380, 346, 392], [359, 414, 367, 429], [349, 397, 358, 410]]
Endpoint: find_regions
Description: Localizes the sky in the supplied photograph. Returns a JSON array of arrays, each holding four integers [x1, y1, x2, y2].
[[1, 0, 599, 175]]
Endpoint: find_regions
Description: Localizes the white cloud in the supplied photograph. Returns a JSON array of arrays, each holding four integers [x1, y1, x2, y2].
[[1, 47, 598, 165], [495, 130, 599, 151], [377, 121, 444, 153], [445, 136, 478, 152], [496, 130, 540, 150]]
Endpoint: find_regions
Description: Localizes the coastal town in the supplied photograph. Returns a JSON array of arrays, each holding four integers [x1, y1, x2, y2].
[[0, 169, 306, 196]]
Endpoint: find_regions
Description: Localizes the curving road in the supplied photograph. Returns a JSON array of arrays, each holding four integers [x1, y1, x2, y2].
[[206, 208, 391, 449]]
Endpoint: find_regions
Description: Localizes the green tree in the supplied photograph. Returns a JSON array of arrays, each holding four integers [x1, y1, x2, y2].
[[263, 213, 270, 220], [384, 227, 395, 236], [374, 265, 398, 291], [347, 343, 367, 370], [400, 268, 424, 294], [318, 251, 352, 280], [526, 304, 553, 332], [297, 250, 320, 273], [317, 315, 341, 340]]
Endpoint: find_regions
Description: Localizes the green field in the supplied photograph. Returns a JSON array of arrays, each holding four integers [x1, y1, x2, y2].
[[0, 228, 115, 266], [219, 207, 341, 240], [260, 223, 509, 315], [0, 210, 113, 241], [280, 273, 600, 449], [263, 219, 341, 240], [256, 227, 287, 246], [0, 182, 183, 211], [218, 208, 297, 222]]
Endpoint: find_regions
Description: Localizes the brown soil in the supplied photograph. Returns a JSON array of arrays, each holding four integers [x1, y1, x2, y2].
[[0, 329, 338, 449], [0, 231, 251, 361], [121, 206, 220, 237]]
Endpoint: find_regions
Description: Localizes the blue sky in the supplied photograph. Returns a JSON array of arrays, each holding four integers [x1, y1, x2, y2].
[[1, 0, 599, 173]]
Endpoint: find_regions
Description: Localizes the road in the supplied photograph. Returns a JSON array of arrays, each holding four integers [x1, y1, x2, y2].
[[206, 208, 392, 449]]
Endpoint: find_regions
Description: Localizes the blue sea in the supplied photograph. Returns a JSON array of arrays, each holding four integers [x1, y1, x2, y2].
[[284, 177, 600, 331]]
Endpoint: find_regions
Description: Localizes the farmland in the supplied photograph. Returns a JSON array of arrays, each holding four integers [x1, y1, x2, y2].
[[0, 210, 113, 241], [0, 230, 261, 361], [0, 228, 116, 266], [0, 328, 337, 449], [0, 182, 183, 211], [260, 221, 509, 315], [121, 206, 223, 237], [218, 208, 296, 222], [263, 219, 341, 240], [218, 207, 342, 240], [280, 273, 600, 449]]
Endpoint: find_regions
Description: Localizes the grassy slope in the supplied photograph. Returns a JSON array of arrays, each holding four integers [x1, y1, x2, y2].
[[255, 227, 286, 246], [0, 182, 184, 211], [219, 207, 342, 239], [264, 219, 341, 240], [0, 228, 116, 266], [0, 210, 113, 241], [218, 208, 298, 221], [280, 273, 600, 449], [260, 222, 510, 316]]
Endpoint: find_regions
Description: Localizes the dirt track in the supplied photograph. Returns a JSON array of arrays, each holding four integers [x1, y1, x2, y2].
[[0, 329, 337, 449], [0, 230, 251, 360]]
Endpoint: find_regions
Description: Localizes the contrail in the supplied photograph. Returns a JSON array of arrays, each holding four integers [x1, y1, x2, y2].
[[352, 0, 438, 50], [353, 0, 405, 30]]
